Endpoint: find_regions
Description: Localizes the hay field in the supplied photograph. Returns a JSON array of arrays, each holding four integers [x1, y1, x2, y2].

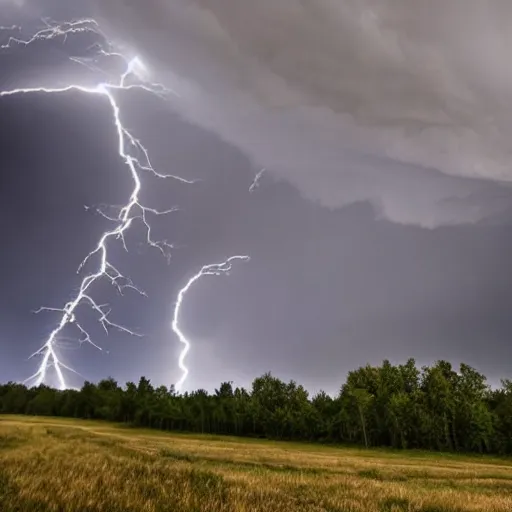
[[1, 415, 511, 511]]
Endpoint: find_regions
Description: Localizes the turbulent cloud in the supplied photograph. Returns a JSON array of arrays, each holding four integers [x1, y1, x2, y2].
[[27, 1, 512, 225], [4, 0, 512, 390]]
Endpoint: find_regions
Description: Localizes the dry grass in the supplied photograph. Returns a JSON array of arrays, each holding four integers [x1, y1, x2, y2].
[[1, 416, 512, 511]]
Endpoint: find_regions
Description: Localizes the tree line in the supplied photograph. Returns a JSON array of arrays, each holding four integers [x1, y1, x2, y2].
[[2, 359, 512, 454]]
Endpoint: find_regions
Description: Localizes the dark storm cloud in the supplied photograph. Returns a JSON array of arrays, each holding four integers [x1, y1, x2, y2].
[[86, 0, 512, 227], [2, 3, 512, 394]]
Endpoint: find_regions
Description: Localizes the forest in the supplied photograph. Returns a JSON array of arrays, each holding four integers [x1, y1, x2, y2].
[[2, 359, 512, 455]]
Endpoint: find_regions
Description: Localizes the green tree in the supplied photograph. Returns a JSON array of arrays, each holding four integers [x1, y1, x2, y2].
[[2, 359, 510, 455]]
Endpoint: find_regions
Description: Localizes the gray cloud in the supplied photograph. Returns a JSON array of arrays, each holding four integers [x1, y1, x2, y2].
[[85, 0, 512, 227], [3, 2, 512, 392]]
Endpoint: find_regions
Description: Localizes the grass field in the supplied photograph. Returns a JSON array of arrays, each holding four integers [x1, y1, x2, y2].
[[1, 416, 512, 511]]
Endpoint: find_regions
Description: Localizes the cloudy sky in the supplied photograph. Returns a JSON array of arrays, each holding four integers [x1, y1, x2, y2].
[[1, 1, 512, 393]]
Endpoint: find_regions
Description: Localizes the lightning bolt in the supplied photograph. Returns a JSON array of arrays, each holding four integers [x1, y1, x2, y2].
[[1, 19, 192, 390], [172, 255, 250, 392], [249, 168, 266, 193]]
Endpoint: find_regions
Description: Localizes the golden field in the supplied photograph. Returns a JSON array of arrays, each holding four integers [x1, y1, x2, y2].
[[1, 415, 512, 511]]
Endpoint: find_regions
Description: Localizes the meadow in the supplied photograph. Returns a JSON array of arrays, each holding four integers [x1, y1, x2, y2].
[[1, 416, 512, 511]]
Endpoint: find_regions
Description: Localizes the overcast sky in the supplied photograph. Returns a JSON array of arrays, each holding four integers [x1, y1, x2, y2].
[[1, 1, 512, 394]]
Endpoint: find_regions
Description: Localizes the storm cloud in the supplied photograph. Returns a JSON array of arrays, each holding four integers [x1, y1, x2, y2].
[[3, 2, 512, 392], [86, 0, 512, 227]]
